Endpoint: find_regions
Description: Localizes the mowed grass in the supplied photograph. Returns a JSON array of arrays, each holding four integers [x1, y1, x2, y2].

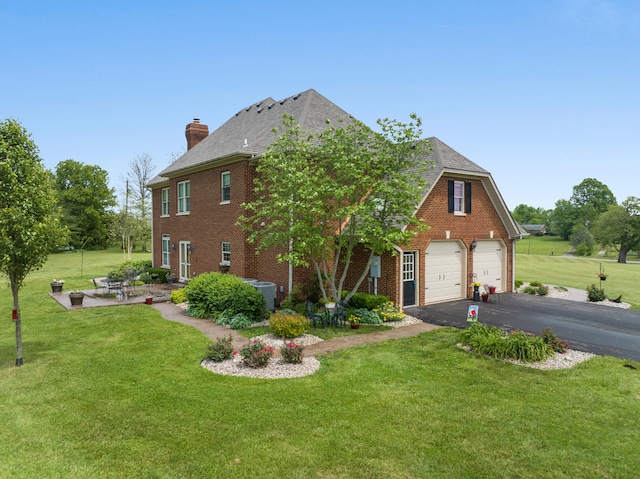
[[516, 255, 640, 309], [1, 248, 640, 478]]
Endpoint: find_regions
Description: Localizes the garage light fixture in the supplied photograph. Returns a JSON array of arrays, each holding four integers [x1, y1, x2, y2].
[[469, 239, 478, 252]]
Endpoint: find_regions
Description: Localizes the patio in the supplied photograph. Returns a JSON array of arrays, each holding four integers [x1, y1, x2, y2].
[[49, 282, 182, 310]]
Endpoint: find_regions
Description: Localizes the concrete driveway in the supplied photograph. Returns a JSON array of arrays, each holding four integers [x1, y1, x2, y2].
[[406, 293, 640, 362]]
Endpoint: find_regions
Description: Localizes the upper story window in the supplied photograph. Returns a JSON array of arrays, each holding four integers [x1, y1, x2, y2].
[[177, 180, 190, 214], [161, 188, 170, 216], [448, 180, 472, 215], [221, 171, 230, 203], [221, 242, 231, 264]]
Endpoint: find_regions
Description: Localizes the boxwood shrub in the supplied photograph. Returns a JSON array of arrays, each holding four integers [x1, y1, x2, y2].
[[185, 272, 265, 322], [348, 292, 390, 310]]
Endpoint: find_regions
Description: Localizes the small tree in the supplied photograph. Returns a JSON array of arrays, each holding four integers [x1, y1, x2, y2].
[[0, 119, 69, 366], [240, 114, 431, 303], [592, 197, 640, 263]]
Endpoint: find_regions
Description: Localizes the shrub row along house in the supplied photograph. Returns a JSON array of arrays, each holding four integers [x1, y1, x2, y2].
[[147, 89, 525, 307]]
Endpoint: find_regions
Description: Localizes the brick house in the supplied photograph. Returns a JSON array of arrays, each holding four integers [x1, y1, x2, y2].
[[148, 89, 525, 307]]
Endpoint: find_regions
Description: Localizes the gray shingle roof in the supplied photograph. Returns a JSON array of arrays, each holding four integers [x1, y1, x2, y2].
[[422, 137, 488, 187], [151, 89, 353, 182]]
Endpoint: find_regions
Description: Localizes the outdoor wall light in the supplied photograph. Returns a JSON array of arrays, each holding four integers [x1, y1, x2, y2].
[[171, 243, 176, 250], [188, 244, 194, 252], [469, 239, 478, 252]]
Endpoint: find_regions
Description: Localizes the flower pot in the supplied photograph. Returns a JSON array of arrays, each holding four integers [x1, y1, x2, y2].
[[600, 276, 607, 281], [69, 293, 84, 306], [324, 302, 336, 310], [489, 287, 496, 294], [50, 282, 63, 293], [145, 297, 153, 305], [350, 323, 360, 329], [482, 295, 489, 302], [473, 286, 480, 301]]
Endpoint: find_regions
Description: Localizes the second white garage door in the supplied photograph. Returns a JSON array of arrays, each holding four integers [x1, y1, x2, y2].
[[473, 240, 505, 292], [425, 241, 464, 304]]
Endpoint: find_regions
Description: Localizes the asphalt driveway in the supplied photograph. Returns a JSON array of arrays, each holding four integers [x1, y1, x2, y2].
[[406, 293, 640, 362]]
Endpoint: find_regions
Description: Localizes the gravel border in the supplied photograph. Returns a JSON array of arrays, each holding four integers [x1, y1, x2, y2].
[[458, 344, 596, 370]]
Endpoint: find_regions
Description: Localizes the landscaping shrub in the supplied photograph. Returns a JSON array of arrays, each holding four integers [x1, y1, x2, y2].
[[348, 292, 390, 310], [280, 284, 305, 310], [541, 327, 569, 353], [353, 308, 383, 324], [574, 243, 593, 257], [269, 312, 310, 338], [280, 342, 305, 364], [536, 285, 549, 296], [459, 323, 554, 363], [205, 335, 235, 362], [514, 279, 523, 289], [523, 285, 537, 295], [529, 280, 543, 287], [240, 340, 274, 368], [170, 288, 187, 304], [373, 301, 405, 322], [147, 267, 171, 283], [586, 284, 606, 302], [185, 272, 265, 321]]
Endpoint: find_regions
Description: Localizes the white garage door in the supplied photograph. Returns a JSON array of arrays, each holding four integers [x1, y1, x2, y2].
[[473, 240, 505, 292], [425, 241, 464, 304]]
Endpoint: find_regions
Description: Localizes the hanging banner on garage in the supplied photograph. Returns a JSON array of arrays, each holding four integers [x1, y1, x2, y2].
[[467, 305, 478, 323]]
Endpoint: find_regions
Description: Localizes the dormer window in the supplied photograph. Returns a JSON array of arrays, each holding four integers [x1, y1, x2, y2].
[[448, 180, 472, 215]]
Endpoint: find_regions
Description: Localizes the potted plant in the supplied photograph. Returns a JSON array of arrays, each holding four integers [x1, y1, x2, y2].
[[321, 297, 336, 310], [487, 285, 496, 294], [597, 272, 608, 281], [481, 292, 489, 302], [471, 281, 482, 301], [68, 289, 85, 306], [347, 313, 361, 329], [50, 279, 64, 293]]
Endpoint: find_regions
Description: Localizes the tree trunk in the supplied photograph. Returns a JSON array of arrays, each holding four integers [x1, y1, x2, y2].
[[12, 282, 23, 366], [618, 246, 628, 263]]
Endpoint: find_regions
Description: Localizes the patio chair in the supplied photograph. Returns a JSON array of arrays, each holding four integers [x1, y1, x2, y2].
[[332, 299, 348, 328], [305, 300, 324, 329], [92, 278, 107, 295]]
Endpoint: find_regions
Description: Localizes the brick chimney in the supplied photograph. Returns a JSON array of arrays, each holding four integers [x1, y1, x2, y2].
[[185, 118, 209, 150]]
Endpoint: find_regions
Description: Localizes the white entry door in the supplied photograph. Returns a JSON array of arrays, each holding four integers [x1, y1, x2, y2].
[[425, 241, 464, 304], [179, 241, 191, 281], [473, 240, 505, 291]]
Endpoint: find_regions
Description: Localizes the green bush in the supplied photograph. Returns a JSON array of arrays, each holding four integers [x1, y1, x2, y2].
[[536, 285, 549, 296], [529, 280, 543, 287], [170, 288, 188, 304], [586, 284, 606, 302], [280, 284, 305, 310], [348, 292, 390, 310], [205, 335, 235, 362], [459, 323, 554, 363], [148, 268, 171, 283], [574, 243, 593, 257], [184, 272, 265, 321], [227, 313, 252, 330], [523, 286, 537, 295], [514, 279, 523, 289], [541, 327, 569, 353], [280, 342, 305, 364], [269, 312, 310, 338], [353, 308, 383, 324], [240, 340, 273, 368]]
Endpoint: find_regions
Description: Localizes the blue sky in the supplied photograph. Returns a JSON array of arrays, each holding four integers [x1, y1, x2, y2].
[[2, 0, 638, 210]]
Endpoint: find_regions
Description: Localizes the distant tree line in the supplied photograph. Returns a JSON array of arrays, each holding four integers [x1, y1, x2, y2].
[[511, 178, 640, 263]]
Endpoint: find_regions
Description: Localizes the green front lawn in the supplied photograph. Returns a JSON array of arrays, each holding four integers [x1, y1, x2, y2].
[[1, 248, 640, 477]]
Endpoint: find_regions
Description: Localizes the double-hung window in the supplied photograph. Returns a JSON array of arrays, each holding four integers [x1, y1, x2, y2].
[[221, 242, 231, 265], [177, 180, 190, 214], [161, 234, 170, 267], [448, 180, 472, 215], [161, 188, 170, 216], [221, 172, 230, 203]]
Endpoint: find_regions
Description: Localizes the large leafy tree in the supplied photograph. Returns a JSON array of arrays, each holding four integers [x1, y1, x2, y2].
[[54, 159, 116, 248], [0, 119, 69, 366], [511, 204, 550, 226], [570, 177, 617, 213], [240, 114, 431, 303], [592, 197, 640, 263]]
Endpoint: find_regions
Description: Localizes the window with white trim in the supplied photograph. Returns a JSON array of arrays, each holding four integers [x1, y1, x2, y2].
[[448, 180, 472, 215], [453, 181, 464, 214], [161, 234, 170, 267], [177, 180, 190, 214], [161, 188, 170, 216], [221, 242, 231, 264], [221, 171, 230, 203]]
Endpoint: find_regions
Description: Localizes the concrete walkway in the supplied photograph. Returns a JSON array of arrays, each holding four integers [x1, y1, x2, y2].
[[152, 302, 440, 356]]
